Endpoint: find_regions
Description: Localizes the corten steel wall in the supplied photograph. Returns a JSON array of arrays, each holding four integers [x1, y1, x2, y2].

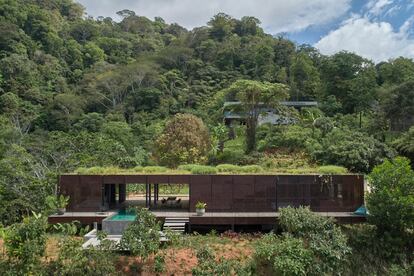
[[59, 175, 103, 212], [59, 174, 364, 213]]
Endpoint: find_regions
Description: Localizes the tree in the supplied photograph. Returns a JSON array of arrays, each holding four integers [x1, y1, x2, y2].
[[381, 80, 414, 131], [222, 80, 289, 153], [393, 126, 414, 163], [208, 13, 235, 41], [321, 51, 377, 114], [290, 52, 322, 100], [155, 114, 211, 167], [307, 127, 395, 173], [367, 157, 414, 234]]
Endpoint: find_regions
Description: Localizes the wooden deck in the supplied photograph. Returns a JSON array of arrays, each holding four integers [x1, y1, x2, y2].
[[49, 211, 365, 225]]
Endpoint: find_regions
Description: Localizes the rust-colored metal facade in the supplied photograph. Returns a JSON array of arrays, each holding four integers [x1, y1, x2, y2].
[[59, 174, 364, 213]]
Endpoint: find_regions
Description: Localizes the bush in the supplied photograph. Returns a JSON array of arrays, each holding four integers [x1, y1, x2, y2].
[[1, 213, 47, 274], [216, 164, 240, 172], [258, 125, 314, 152], [49, 234, 117, 275], [308, 127, 395, 173], [75, 166, 123, 174], [142, 166, 168, 173], [192, 246, 248, 276], [216, 164, 263, 173], [343, 224, 411, 274], [120, 208, 161, 260], [367, 157, 414, 234], [216, 148, 245, 164], [190, 165, 217, 175], [177, 164, 199, 172], [154, 254, 166, 273], [254, 233, 313, 276], [278, 207, 350, 275], [317, 165, 348, 174], [239, 165, 263, 173], [133, 166, 144, 172]]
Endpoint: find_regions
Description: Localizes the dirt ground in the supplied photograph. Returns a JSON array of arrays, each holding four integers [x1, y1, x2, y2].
[[1, 233, 257, 275], [117, 233, 256, 275]]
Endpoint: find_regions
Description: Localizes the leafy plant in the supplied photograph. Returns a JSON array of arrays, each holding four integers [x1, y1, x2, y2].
[[48, 234, 117, 275], [154, 254, 166, 273], [367, 157, 414, 234], [1, 212, 47, 274], [278, 207, 350, 275], [119, 207, 161, 260], [195, 201, 207, 209], [190, 165, 217, 175], [254, 233, 313, 276], [192, 246, 246, 276]]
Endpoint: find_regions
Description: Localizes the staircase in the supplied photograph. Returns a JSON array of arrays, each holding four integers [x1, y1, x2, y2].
[[163, 217, 189, 234]]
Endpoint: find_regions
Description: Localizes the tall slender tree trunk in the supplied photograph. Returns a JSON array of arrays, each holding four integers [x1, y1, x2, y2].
[[246, 119, 257, 153]]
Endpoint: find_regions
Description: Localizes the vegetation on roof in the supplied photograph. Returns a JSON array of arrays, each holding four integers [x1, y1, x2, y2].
[[73, 164, 349, 175]]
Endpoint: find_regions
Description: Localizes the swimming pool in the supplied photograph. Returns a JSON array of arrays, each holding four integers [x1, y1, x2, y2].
[[107, 210, 136, 221]]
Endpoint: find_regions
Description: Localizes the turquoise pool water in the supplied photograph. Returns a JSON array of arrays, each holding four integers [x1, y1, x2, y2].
[[107, 210, 136, 221]]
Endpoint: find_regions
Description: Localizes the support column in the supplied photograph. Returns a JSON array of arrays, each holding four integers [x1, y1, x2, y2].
[[145, 183, 149, 207], [154, 183, 157, 207], [149, 183, 152, 208], [119, 184, 126, 203], [110, 184, 116, 205]]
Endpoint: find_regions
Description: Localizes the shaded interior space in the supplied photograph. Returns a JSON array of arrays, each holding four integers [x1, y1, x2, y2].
[[102, 183, 189, 211]]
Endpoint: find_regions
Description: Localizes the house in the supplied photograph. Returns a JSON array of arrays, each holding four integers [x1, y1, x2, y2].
[[223, 101, 318, 126], [49, 173, 365, 232]]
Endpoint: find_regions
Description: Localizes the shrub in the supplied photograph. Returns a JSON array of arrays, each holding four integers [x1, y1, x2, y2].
[[192, 246, 247, 276], [1, 213, 47, 274], [154, 254, 166, 273], [133, 166, 144, 172], [142, 166, 168, 173], [120, 208, 161, 260], [216, 148, 245, 164], [258, 125, 314, 152], [308, 128, 395, 173], [190, 165, 217, 175], [239, 165, 263, 173], [216, 163, 240, 172], [254, 233, 313, 276], [367, 157, 414, 234], [75, 166, 123, 174], [216, 164, 263, 173], [278, 207, 350, 275], [317, 165, 348, 175], [155, 114, 211, 168], [343, 224, 410, 274], [177, 164, 199, 172], [49, 234, 117, 275]]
